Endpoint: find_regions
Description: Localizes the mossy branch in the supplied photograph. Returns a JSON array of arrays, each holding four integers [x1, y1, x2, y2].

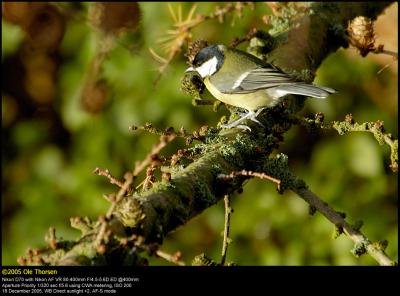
[[293, 114, 398, 172], [330, 120, 398, 173], [292, 186, 396, 266], [19, 2, 396, 266], [254, 153, 396, 266]]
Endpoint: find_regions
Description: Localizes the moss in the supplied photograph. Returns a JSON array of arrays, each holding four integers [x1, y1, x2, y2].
[[219, 134, 259, 168], [267, 3, 302, 37], [210, 163, 224, 176], [373, 240, 388, 252], [70, 216, 93, 235], [351, 241, 368, 257], [391, 140, 398, 164], [146, 180, 177, 193], [180, 71, 205, 100], [247, 30, 277, 58], [332, 121, 351, 135], [187, 143, 209, 156], [263, 153, 307, 193], [192, 253, 219, 266], [204, 127, 220, 144], [372, 131, 386, 145], [114, 197, 146, 228], [332, 223, 344, 239], [166, 164, 186, 175], [192, 179, 215, 210]]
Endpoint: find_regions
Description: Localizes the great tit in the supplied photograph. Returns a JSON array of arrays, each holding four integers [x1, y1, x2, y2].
[[186, 44, 336, 130]]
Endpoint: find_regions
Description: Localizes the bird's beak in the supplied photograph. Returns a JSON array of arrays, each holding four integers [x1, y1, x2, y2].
[[185, 66, 196, 73]]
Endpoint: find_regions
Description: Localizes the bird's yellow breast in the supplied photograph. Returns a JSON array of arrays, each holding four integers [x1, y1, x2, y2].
[[204, 77, 275, 111]]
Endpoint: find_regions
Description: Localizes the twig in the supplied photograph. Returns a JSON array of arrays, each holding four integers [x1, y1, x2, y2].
[[151, 2, 255, 84], [218, 169, 281, 191], [156, 249, 186, 266], [130, 122, 208, 147], [130, 122, 176, 136], [372, 47, 398, 59], [142, 166, 156, 190], [330, 118, 398, 173], [95, 216, 108, 246], [292, 114, 398, 173], [229, 27, 258, 48], [220, 195, 232, 266], [93, 167, 125, 189], [255, 153, 397, 266], [95, 173, 134, 246], [292, 186, 396, 266], [106, 172, 134, 218], [45, 227, 58, 250], [133, 134, 176, 177]]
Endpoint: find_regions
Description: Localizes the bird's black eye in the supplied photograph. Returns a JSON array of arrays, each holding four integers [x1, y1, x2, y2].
[[192, 57, 201, 67]]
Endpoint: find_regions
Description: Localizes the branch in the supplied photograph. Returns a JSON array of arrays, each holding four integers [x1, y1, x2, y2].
[[292, 186, 396, 266], [293, 114, 398, 172], [256, 153, 397, 266], [218, 170, 281, 191], [220, 195, 232, 266], [330, 118, 398, 173], [155, 249, 185, 266]]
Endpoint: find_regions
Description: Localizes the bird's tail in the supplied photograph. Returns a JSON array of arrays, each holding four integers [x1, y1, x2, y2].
[[275, 83, 337, 99]]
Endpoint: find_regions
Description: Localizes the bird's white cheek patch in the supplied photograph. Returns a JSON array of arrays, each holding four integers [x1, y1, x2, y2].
[[196, 56, 218, 78]]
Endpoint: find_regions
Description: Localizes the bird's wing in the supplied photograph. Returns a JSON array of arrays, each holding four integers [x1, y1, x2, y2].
[[208, 61, 336, 99], [226, 66, 297, 94]]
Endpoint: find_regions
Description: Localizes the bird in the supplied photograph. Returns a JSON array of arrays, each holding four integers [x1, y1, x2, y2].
[[185, 44, 336, 130]]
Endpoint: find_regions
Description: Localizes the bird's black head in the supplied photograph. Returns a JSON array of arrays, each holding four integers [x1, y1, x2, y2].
[[191, 44, 225, 78]]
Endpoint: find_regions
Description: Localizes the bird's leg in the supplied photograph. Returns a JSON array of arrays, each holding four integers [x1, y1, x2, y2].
[[221, 108, 266, 130], [220, 112, 252, 130], [249, 108, 266, 127]]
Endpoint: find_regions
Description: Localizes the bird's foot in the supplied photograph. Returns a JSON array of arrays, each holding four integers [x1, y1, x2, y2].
[[221, 108, 266, 131], [221, 122, 252, 131]]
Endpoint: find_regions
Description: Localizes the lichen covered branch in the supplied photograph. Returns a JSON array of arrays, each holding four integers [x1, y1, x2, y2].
[[292, 186, 396, 266], [293, 114, 398, 172], [330, 118, 398, 173], [250, 153, 397, 266]]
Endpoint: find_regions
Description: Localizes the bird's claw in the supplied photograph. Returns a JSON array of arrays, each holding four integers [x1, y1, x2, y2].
[[220, 108, 266, 131]]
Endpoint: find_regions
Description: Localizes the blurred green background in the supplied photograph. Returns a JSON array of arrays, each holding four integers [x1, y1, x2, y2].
[[2, 2, 398, 266]]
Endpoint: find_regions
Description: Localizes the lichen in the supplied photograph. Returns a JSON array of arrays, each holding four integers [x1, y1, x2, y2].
[[192, 179, 215, 210], [263, 153, 307, 193], [333, 223, 344, 239], [219, 134, 258, 168], [180, 71, 205, 100], [114, 196, 146, 228], [247, 30, 277, 58], [373, 240, 388, 252], [351, 241, 368, 257], [192, 253, 218, 266]]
